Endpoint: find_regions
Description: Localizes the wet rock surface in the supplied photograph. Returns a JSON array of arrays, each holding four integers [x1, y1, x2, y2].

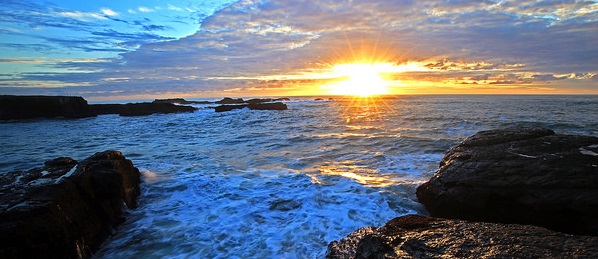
[[326, 214, 598, 259], [416, 127, 598, 236], [0, 150, 140, 258]]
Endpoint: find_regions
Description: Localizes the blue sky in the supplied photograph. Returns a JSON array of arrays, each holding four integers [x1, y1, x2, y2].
[[1, 0, 597, 100]]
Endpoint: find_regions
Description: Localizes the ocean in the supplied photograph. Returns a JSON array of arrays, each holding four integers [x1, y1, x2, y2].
[[1, 95, 597, 258]]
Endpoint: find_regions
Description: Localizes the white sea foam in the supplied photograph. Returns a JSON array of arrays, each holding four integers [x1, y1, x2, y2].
[[54, 165, 77, 184], [140, 168, 160, 183], [579, 147, 598, 156]]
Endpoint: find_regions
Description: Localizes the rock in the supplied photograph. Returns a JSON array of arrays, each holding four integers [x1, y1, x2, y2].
[[416, 127, 598, 236], [215, 97, 246, 104], [214, 104, 248, 112], [248, 102, 288, 111], [214, 102, 288, 112], [152, 98, 212, 105], [326, 214, 598, 259], [0, 95, 95, 120], [0, 150, 141, 258], [246, 98, 273, 104], [90, 102, 197, 116], [0, 95, 198, 120]]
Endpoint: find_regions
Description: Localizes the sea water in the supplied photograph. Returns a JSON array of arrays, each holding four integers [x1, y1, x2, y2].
[[1, 95, 596, 258]]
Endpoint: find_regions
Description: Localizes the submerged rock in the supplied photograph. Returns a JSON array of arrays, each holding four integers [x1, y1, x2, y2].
[[416, 127, 598, 236], [326, 214, 598, 258], [0, 95, 95, 120], [0, 150, 141, 258]]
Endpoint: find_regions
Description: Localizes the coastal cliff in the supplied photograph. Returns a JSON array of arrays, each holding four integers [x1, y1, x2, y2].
[[327, 128, 598, 258], [0, 151, 141, 258], [0, 95, 94, 120]]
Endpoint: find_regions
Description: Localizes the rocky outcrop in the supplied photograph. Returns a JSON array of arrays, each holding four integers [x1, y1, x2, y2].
[[214, 102, 288, 112], [215, 97, 246, 104], [214, 100, 289, 112], [326, 214, 598, 259], [248, 102, 288, 111], [416, 127, 598, 236], [0, 150, 141, 258], [152, 98, 212, 105], [214, 104, 248, 112], [328, 128, 598, 257], [90, 102, 197, 116], [0, 95, 198, 120], [0, 95, 95, 120]]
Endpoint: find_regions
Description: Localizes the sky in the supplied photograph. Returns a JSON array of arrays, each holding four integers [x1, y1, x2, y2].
[[0, 0, 597, 100]]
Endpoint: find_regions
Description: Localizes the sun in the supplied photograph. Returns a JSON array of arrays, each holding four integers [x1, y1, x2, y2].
[[325, 63, 393, 96]]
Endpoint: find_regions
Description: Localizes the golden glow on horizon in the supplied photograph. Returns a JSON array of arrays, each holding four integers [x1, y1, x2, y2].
[[323, 63, 397, 96]]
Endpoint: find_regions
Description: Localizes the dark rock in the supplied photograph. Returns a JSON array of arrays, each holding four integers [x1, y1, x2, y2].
[[90, 102, 197, 116], [246, 98, 273, 104], [0, 95, 95, 120], [248, 102, 288, 111], [326, 214, 598, 259], [214, 104, 248, 112], [416, 127, 598, 236], [214, 102, 288, 112], [315, 98, 324, 101], [215, 97, 246, 104], [0, 150, 141, 258], [275, 97, 291, 101], [152, 98, 212, 105], [0, 95, 198, 120]]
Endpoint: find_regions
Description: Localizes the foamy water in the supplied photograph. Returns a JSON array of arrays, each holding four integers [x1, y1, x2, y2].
[[1, 95, 596, 258]]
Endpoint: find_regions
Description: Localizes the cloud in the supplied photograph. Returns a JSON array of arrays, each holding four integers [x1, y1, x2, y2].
[[138, 7, 154, 13], [1, 0, 597, 98], [168, 4, 184, 12], [57, 10, 108, 21], [101, 8, 118, 17]]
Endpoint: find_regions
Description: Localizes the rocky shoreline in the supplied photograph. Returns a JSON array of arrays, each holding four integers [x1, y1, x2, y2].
[[2, 126, 597, 258], [327, 128, 598, 258], [0, 151, 140, 258], [0, 95, 290, 120]]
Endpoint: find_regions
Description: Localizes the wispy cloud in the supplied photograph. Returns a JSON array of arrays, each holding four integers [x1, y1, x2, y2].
[[168, 4, 184, 12], [100, 8, 118, 17], [137, 6, 154, 13]]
